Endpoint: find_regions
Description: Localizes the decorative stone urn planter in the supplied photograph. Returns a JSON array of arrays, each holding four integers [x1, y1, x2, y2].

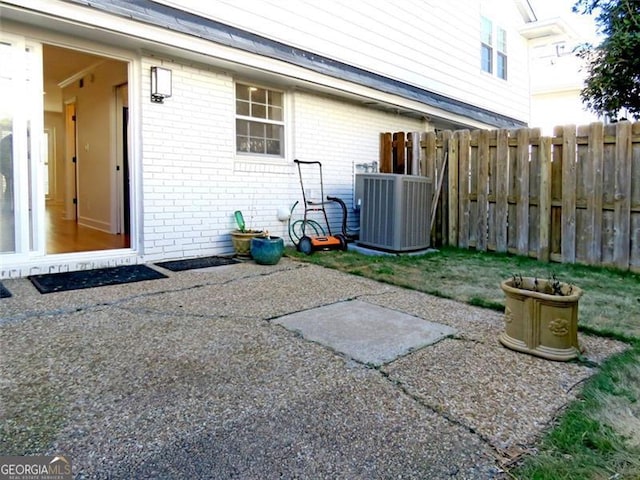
[[500, 276, 583, 361], [250, 236, 285, 265], [230, 230, 264, 258]]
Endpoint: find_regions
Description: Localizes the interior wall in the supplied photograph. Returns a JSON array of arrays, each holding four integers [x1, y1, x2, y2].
[[62, 59, 127, 232]]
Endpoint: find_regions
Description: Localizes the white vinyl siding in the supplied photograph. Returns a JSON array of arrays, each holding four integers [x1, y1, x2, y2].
[[161, 0, 531, 122]]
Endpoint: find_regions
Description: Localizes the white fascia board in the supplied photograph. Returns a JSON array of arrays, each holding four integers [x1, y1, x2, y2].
[[2, 0, 499, 130], [532, 85, 583, 95]]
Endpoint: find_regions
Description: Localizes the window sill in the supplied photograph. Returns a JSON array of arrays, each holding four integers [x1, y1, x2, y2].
[[234, 155, 293, 175], [480, 69, 508, 82]]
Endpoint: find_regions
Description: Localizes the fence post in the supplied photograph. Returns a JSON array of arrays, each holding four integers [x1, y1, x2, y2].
[[586, 122, 604, 265], [614, 121, 632, 269], [476, 129, 490, 251], [380, 133, 392, 173], [458, 130, 471, 248], [419, 132, 428, 178], [632, 122, 640, 271], [438, 131, 452, 246], [392, 132, 406, 174], [410, 131, 421, 175], [448, 131, 459, 246], [425, 132, 436, 181], [562, 125, 577, 263], [538, 136, 552, 261], [495, 129, 509, 253], [516, 128, 530, 256], [423, 132, 437, 246]]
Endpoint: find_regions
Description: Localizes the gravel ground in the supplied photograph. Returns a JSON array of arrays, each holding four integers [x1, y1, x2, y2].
[[0, 259, 629, 479]]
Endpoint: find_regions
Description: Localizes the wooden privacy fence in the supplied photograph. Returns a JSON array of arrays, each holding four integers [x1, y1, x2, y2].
[[380, 121, 640, 271]]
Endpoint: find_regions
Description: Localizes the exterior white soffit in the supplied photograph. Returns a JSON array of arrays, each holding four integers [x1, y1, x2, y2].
[[520, 17, 580, 40], [0, 0, 500, 130]]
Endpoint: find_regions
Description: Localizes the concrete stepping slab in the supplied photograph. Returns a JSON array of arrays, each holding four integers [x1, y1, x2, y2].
[[273, 300, 456, 366]]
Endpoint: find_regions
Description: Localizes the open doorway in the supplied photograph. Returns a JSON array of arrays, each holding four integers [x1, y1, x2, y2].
[[42, 44, 130, 253]]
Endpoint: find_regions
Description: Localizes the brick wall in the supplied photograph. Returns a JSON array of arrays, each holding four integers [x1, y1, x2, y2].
[[141, 60, 236, 260], [140, 59, 425, 261]]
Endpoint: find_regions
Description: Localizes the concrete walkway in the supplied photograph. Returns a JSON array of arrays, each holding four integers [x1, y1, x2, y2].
[[0, 259, 627, 479]]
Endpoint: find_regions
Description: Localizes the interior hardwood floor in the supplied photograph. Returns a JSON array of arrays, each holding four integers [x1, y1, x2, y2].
[[46, 203, 130, 254]]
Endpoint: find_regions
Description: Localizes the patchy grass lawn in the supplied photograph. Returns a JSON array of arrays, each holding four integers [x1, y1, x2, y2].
[[287, 246, 640, 340], [287, 246, 640, 479]]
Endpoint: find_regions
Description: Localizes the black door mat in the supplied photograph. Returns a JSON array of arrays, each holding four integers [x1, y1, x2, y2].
[[155, 256, 240, 272], [0, 282, 12, 299], [29, 265, 168, 294]]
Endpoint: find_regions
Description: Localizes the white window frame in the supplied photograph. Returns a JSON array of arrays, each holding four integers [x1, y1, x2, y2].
[[496, 26, 508, 80], [234, 82, 286, 158], [480, 16, 493, 75], [481, 17, 508, 81]]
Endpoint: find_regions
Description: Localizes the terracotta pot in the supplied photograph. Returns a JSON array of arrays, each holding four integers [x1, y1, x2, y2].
[[500, 277, 583, 361], [230, 230, 264, 257]]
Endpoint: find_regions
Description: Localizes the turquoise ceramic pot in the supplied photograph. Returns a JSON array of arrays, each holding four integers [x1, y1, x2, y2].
[[250, 236, 284, 265]]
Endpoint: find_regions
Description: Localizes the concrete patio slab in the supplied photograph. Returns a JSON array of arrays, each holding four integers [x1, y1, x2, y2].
[[273, 299, 456, 366], [0, 260, 630, 478]]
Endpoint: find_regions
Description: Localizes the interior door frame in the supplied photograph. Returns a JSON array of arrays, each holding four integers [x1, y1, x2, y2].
[[63, 99, 78, 221], [114, 83, 129, 235]]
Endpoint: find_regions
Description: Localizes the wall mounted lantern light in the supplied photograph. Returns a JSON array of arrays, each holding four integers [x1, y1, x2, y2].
[[150, 66, 172, 103]]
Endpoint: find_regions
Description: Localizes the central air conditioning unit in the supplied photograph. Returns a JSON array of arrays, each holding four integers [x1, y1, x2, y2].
[[356, 173, 432, 252]]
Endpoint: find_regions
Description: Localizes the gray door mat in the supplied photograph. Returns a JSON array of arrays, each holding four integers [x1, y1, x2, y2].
[[28, 265, 167, 294], [156, 256, 239, 272], [273, 300, 456, 366]]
